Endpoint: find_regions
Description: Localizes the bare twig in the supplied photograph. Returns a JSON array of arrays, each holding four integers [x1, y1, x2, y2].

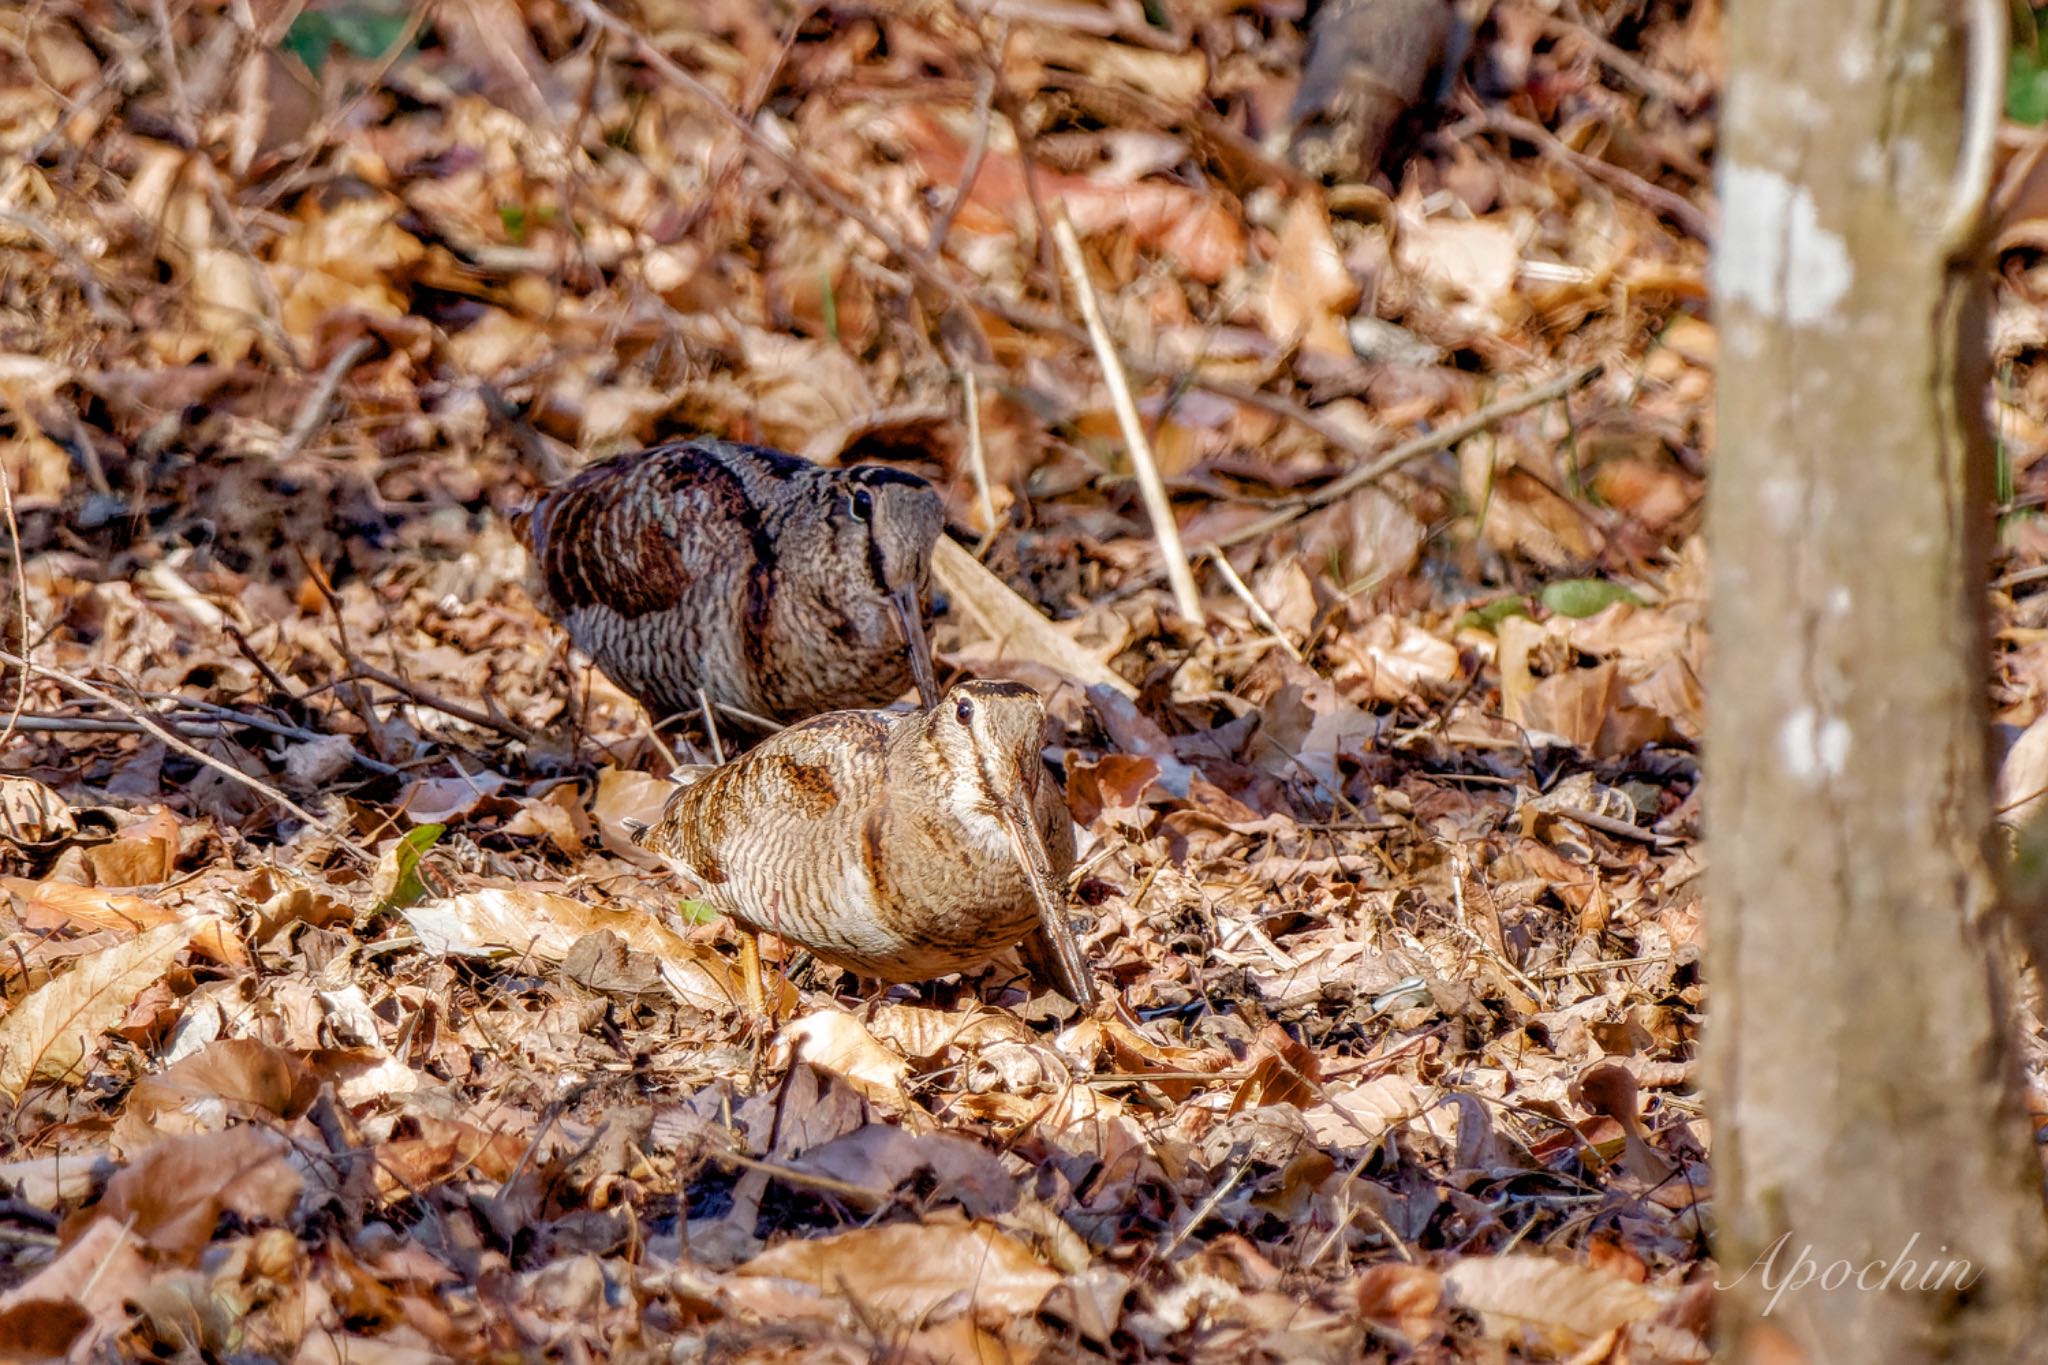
[[223, 622, 300, 699], [1052, 211, 1203, 622], [1207, 551, 1302, 662], [345, 660, 537, 745], [1206, 366, 1601, 552], [923, 62, 999, 261], [0, 212, 119, 323], [1470, 108, 1715, 243], [278, 336, 373, 460], [0, 461, 29, 749], [1524, 953, 1674, 983], [1548, 804, 1680, 847], [695, 686, 726, 765], [6, 714, 225, 737], [0, 649, 369, 859], [1536, 16, 1696, 106], [960, 370, 997, 545]]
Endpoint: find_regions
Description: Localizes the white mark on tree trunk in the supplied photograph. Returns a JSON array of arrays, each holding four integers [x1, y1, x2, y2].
[[1779, 707, 1852, 782], [1762, 473, 1805, 531], [1716, 163, 1853, 324]]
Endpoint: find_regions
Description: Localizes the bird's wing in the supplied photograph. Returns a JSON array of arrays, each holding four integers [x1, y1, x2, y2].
[[525, 443, 765, 619], [636, 711, 894, 888]]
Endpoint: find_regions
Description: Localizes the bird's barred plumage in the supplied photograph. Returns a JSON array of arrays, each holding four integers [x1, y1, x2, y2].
[[518, 438, 944, 726], [634, 679, 1097, 1004]]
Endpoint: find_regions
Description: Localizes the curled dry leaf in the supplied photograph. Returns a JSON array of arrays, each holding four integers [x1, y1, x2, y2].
[[772, 1010, 911, 1107], [403, 888, 739, 1012], [0, 774, 76, 847], [592, 766, 674, 868], [1999, 709, 2048, 825], [0, 919, 195, 1099], [1443, 1253, 1659, 1351], [1260, 196, 1358, 358], [114, 1037, 321, 1154], [81, 1126, 303, 1265], [736, 1220, 1059, 1325], [0, 1217, 148, 1359], [1352, 1262, 1445, 1343]]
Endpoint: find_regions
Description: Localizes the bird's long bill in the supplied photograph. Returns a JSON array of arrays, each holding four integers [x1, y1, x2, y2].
[[891, 585, 942, 711], [996, 796, 1099, 1009]]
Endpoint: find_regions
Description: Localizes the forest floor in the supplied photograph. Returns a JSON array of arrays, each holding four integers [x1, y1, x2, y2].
[[5, 0, 2042, 1360]]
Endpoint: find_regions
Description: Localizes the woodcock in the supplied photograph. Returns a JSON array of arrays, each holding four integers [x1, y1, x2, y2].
[[519, 438, 944, 728], [634, 679, 1099, 1009]]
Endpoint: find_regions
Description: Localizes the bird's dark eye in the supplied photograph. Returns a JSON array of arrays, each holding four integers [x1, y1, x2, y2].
[[850, 489, 874, 522], [955, 698, 974, 725]]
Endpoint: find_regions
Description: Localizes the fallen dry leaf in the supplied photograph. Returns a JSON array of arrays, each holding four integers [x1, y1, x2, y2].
[[0, 920, 195, 1098], [737, 1219, 1059, 1325]]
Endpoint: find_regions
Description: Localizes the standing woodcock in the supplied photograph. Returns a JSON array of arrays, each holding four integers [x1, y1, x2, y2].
[[634, 679, 1100, 1010], [518, 438, 945, 728]]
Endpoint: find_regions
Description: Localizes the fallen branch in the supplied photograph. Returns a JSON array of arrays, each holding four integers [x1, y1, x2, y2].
[[1205, 365, 1601, 551], [344, 660, 537, 745], [0, 649, 370, 861], [277, 336, 373, 460], [1052, 211, 1204, 623]]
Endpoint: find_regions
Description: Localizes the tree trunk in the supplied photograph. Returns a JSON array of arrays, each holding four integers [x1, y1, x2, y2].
[[1709, 1, 2048, 1359]]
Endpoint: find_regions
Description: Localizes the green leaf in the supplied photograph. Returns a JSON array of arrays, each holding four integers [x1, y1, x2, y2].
[[498, 204, 528, 244], [281, 3, 423, 78], [2010, 47, 2048, 125], [373, 823, 444, 914], [675, 898, 723, 926], [1540, 579, 1642, 618], [1458, 596, 1531, 633]]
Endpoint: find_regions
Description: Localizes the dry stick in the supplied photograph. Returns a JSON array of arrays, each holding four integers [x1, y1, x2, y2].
[[923, 62, 999, 262], [1475, 108, 1716, 243], [0, 462, 29, 749], [1523, 952, 1673, 983], [7, 715, 227, 737], [1204, 366, 1601, 552], [223, 622, 300, 700], [1205, 550, 1302, 662], [960, 369, 998, 546], [1051, 211, 1203, 623], [278, 336, 373, 460], [345, 660, 536, 746], [0, 649, 370, 860]]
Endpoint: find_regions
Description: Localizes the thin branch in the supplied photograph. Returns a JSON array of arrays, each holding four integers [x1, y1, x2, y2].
[[0, 461, 29, 749], [277, 336, 373, 460], [6, 715, 226, 737], [1205, 365, 1601, 552], [960, 369, 998, 546], [0, 649, 370, 860], [0, 212, 120, 323], [1207, 550, 1302, 662], [1052, 211, 1203, 623], [345, 660, 536, 745], [1474, 108, 1716, 243], [922, 62, 998, 261]]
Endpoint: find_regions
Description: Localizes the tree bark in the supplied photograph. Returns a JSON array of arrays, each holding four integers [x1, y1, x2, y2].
[[1709, 1, 2048, 1360]]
